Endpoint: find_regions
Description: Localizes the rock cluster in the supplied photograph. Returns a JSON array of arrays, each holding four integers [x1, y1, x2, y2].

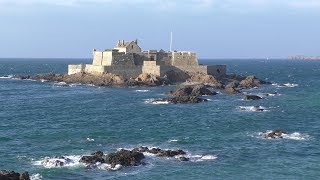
[[243, 95, 262, 100], [0, 170, 30, 180], [79, 147, 189, 169], [153, 85, 216, 104], [263, 130, 287, 139]]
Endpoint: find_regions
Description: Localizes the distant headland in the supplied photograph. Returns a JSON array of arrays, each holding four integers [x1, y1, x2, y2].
[[288, 55, 320, 60]]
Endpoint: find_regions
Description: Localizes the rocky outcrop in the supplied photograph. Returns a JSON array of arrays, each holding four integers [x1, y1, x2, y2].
[[164, 70, 190, 83], [134, 73, 170, 86], [170, 85, 217, 97], [0, 170, 30, 180], [243, 95, 262, 100], [263, 130, 287, 139], [80, 150, 145, 168], [132, 146, 188, 160], [239, 76, 267, 88], [154, 96, 208, 104], [186, 74, 223, 88]]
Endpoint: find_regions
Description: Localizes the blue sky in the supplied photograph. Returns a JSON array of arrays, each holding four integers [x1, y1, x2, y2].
[[0, 0, 320, 58]]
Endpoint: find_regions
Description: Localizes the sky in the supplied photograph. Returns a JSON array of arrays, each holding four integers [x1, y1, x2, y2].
[[0, 0, 320, 59]]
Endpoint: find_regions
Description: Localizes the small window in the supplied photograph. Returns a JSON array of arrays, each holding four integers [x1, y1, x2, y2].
[[131, 45, 134, 49]]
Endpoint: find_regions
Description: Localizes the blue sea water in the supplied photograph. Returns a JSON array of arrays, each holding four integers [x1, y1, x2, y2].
[[0, 58, 320, 179]]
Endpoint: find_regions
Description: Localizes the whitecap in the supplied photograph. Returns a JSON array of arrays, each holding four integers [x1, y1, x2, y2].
[[200, 155, 218, 160], [34, 155, 82, 168], [144, 99, 169, 105], [238, 106, 268, 112], [168, 139, 178, 143], [257, 131, 310, 140], [30, 173, 42, 180], [135, 90, 150, 92], [272, 83, 298, 88], [53, 82, 68, 87], [40, 79, 47, 82], [0, 75, 13, 79], [86, 137, 95, 142], [282, 132, 310, 140], [98, 163, 123, 171]]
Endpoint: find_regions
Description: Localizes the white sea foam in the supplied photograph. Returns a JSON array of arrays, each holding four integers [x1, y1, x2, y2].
[[30, 173, 42, 180], [53, 82, 68, 87], [98, 163, 123, 171], [238, 106, 268, 112], [168, 139, 178, 143], [144, 99, 169, 105], [257, 92, 280, 98], [0, 75, 13, 79], [257, 131, 310, 140], [34, 155, 82, 168], [200, 155, 218, 160], [272, 83, 298, 88], [135, 90, 150, 92], [86, 137, 95, 142], [185, 154, 218, 162], [40, 79, 47, 82]]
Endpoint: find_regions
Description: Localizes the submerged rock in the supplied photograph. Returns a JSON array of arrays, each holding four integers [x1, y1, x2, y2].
[[0, 170, 30, 180], [155, 96, 208, 104], [133, 146, 186, 157], [263, 130, 287, 139], [243, 95, 262, 100]]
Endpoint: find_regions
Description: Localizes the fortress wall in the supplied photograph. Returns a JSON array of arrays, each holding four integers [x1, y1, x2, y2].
[[171, 52, 198, 66], [84, 65, 106, 74], [104, 66, 142, 79], [92, 51, 103, 65], [101, 51, 113, 66], [68, 64, 86, 75], [156, 53, 172, 66], [111, 54, 135, 66], [142, 61, 160, 76], [133, 53, 148, 65]]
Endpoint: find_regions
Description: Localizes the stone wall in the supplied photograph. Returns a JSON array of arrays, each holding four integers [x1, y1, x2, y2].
[[68, 64, 86, 75], [171, 52, 198, 66], [92, 51, 103, 65], [111, 54, 135, 66], [142, 61, 160, 76], [104, 66, 142, 79]]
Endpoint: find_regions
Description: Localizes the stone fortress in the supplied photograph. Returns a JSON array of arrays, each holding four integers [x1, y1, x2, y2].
[[68, 40, 226, 78]]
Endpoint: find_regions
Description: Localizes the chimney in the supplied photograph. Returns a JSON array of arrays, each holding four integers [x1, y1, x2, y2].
[[135, 39, 138, 45], [122, 40, 125, 45], [118, 40, 120, 45]]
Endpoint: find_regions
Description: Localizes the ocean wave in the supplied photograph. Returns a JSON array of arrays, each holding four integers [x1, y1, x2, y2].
[[0, 75, 13, 79], [168, 139, 178, 143], [256, 92, 280, 98], [144, 99, 169, 105], [86, 137, 95, 142], [272, 83, 298, 88], [238, 106, 269, 112], [257, 130, 310, 140], [135, 90, 150, 92], [53, 82, 69, 87], [30, 173, 42, 180], [34, 155, 82, 168]]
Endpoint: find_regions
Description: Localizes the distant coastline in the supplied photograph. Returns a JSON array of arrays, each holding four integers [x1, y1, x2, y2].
[[288, 55, 320, 60]]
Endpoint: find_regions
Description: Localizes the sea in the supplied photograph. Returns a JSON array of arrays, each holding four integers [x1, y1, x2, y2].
[[0, 58, 319, 180]]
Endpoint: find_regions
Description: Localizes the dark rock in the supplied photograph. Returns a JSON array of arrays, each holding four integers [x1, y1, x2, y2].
[[243, 95, 262, 100], [187, 73, 223, 88], [167, 96, 208, 104], [225, 81, 239, 89], [171, 85, 217, 97], [179, 157, 189, 161], [224, 87, 241, 94], [79, 151, 105, 164], [0, 170, 30, 180], [264, 129, 287, 139], [105, 149, 145, 168]]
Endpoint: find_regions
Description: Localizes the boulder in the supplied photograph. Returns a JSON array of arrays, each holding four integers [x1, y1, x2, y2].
[[164, 70, 190, 83], [179, 157, 189, 161], [243, 95, 262, 100], [105, 149, 145, 168], [79, 151, 105, 164], [133, 146, 186, 157], [225, 81, 239, 89], [0, 170, 30, 180]]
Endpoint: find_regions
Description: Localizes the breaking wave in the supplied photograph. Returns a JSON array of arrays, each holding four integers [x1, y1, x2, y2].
[[256, 131, 310, 140], [144, 99, 169, 105], [33, 155, 82, 168], [135, 90, 150, 92], [0, 75, 13, 79], [30, 173, 42, 180], [238, 106, 269, 112], [272, 83, 298, 88]]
